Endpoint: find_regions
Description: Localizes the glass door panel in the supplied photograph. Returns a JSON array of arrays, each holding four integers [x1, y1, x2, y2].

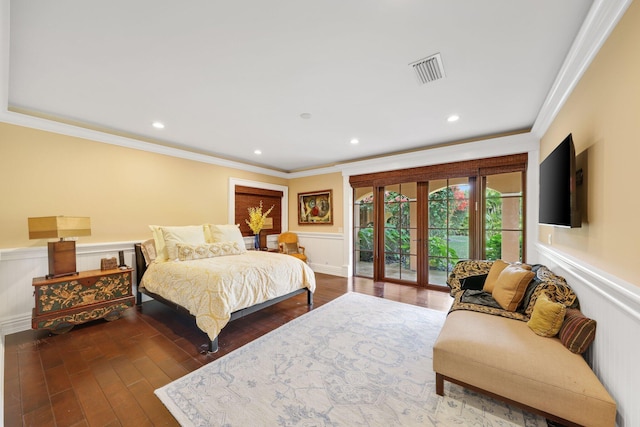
[[483, 172, 524, 262], [428, 178, 470, 286], [383, 183, 417, 283], [353, 187, 374, 278]]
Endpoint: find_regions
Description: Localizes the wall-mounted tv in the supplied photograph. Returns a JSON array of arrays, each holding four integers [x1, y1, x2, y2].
[[539, 133, 581, 228]]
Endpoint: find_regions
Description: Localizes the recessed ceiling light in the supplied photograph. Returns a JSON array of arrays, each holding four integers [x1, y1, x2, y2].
[[350, 138, 359, 145], [447, 114, 460, 122], [152, 121, 165, 129], [300, 113, 312, 119], [254, 149, 262, 155]]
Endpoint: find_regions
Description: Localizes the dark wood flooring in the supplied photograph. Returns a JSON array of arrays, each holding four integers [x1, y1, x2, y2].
[[4, 273, 453, 427]]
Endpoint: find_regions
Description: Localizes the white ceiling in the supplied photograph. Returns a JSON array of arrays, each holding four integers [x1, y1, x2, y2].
[[6, 0, 601, 172]]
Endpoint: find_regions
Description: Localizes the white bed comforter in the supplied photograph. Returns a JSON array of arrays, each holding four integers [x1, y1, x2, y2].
[[140, 251, 316, 341]]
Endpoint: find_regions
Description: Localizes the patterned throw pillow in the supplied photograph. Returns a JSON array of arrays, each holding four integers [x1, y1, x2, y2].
[[527, 292, 566, 337], [559, 308, 597, 354], [140, 239, 157, 266], [160, 225, 207, 260], [283, 242, 299, 254], [177, 241, 244, 261]]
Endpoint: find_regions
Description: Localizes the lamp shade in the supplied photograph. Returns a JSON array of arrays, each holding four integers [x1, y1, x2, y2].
[[28, 216, 91, 240]]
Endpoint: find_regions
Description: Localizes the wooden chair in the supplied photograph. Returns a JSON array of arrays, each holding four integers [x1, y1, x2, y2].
[[278, 232, 307, 263]]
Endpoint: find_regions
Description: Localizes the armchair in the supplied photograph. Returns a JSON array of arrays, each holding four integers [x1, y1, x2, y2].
[[278, 232, 307, 263]]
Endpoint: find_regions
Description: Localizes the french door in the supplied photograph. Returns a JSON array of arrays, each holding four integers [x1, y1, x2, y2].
[[352, 156, 525, 288]]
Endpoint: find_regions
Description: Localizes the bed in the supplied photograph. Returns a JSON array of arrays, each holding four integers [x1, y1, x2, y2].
[[134, 224, 316, 353]]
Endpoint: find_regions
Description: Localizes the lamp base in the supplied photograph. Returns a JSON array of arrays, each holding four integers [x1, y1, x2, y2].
[[47, 240, 79, 279]]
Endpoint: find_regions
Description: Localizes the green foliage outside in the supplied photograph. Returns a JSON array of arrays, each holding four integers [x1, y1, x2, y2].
[[428, 185, 469, 270], [484, 189, 503, 261], [356, 191, 411, 265]]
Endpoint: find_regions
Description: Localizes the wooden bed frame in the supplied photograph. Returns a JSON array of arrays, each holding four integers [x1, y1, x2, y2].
[[134, 243, 313, 353]]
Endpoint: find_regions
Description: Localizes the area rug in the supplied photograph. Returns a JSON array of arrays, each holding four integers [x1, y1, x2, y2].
[[155, 292, 547, 426]]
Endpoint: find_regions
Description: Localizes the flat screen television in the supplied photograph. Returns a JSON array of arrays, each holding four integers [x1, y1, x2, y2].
[[539, 133, 581, 228]]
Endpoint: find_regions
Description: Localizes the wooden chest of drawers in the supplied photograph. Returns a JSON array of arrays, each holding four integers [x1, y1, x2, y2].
[[32, 268, 134, 333]]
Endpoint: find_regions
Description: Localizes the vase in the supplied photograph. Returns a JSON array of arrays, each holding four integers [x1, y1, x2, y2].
[[254, 234, 260, 250]]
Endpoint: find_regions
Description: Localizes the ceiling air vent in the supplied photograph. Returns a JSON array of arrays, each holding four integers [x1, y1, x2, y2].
[[410, 53, 445, 85]]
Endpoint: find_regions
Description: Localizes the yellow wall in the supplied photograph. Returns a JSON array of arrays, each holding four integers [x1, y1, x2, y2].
[[287, 172, 344, 233], [0, 122, 288, 248], [539, 1, 640, 286]]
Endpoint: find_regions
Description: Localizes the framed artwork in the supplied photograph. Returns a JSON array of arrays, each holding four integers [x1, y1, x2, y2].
[[298, 190, 333, 225]]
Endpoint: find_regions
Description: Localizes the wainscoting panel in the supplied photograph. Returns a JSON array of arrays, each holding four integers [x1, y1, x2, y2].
[[295, 232, 346, 277], [536, 244, 639, 427]]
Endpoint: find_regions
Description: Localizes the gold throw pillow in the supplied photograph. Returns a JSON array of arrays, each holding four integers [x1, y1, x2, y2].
[[482, 259, 510, 293], [527, 292, 566, 337], [492, 265, 535, 311]]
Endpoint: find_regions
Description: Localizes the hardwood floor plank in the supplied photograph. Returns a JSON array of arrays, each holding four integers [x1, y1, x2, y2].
[[59, 346, 90, 376], [38, 341, 64, 371], [109, 355, 145, 387], [22, 404, 55, 427], [43, 364, 72, 396], [128, 379, 180, 427], [5, 273, 453, 426], [4, 375, 22, 427], [18, 354, 49, 415], [132, 357, 173, 390], [92, 364, 150, 427], [50, 389, 84, 426], [69, 369, 118, 427]]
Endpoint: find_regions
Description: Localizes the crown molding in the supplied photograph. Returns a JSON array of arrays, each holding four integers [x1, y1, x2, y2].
[[531, 0, 632, 138]]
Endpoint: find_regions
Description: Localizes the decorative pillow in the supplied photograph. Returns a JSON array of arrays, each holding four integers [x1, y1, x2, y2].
[[483, 260, 510, 293], [149, 225, 168, 261], [140, 239, 157, 266], [492, 265, 535, 311], [282, 242, 299, 254], [207, 224, 247, 253], [527, 292, 566, 337], [159, 225, 207, 260], [177, 241, 244, 261], [559, 308, 597, 354], [460, 273, 488, 291]]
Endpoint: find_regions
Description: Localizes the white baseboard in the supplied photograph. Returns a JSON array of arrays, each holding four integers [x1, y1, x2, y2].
[[1, 312, 32, 337], [308, 262, 348, 277]]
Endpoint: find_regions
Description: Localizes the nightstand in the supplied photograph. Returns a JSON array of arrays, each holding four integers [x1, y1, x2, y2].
[[32, 267, 134, 333]]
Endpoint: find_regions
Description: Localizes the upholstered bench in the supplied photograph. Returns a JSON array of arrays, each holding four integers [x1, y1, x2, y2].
[[433, 309, 617, 427]]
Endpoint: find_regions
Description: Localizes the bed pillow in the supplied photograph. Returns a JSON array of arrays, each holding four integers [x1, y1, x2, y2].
[[527, 292, 566, 337], [559, 308, 597, 354], [149, 225, 169, 261], [207, 224, 247, 253], [140, 239, 157, 266], [159, 225, 207, 260], [492, 265, 535, 311], [177, 241, 244, 261]]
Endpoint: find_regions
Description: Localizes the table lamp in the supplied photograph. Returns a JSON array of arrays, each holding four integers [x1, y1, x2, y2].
[[28, 216, 91, 279]]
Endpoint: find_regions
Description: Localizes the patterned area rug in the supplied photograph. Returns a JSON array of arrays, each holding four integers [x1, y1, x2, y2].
[[155, 293, 547, 426]]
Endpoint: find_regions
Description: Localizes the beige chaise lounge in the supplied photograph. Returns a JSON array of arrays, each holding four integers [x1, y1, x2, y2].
[[433, 260, 616, 427]]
